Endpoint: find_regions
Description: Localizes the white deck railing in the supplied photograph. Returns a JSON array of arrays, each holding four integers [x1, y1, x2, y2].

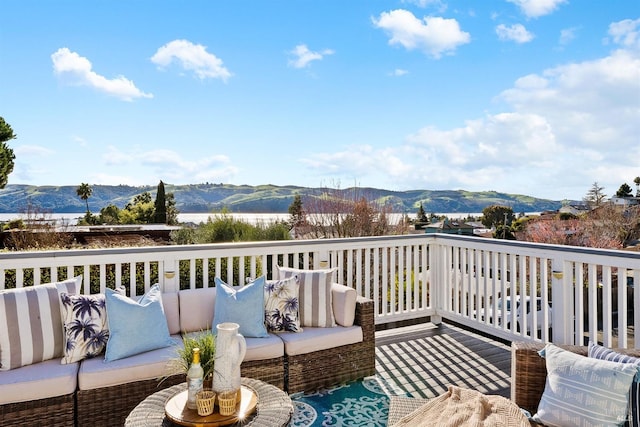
[[1, 234, 638, 349]]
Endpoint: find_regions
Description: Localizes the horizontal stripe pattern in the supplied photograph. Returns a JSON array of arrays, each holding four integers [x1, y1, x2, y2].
[[0, 277, 81, 370]]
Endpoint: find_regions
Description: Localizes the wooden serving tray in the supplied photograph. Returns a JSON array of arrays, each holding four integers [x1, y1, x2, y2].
[[165, 386, 257, 427]]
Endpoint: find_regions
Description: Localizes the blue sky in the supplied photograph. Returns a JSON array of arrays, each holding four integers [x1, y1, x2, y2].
[[1, 0, 639, 201]]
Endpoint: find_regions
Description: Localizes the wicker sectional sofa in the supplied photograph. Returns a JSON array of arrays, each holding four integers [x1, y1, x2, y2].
[[0, 283, 375, 427]]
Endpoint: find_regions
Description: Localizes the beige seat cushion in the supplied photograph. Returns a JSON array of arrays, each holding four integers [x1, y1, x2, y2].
[[0, 358, 79, 404], [78, 335, 181, 390], [244, 335, 285, 361], [278, 326, 362, 356]]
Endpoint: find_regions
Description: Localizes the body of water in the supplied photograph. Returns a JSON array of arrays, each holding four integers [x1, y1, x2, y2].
[[0, 212, 490, 226]]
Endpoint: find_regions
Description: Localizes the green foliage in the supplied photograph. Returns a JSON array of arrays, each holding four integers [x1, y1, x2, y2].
[[0, 117, 16, 189], [481, 205, 515, 229], [615, 183, 633, 198], [416, 202, 428, 222], [154, 180, 167, 224], [76, 183, 92, 213], [167, 331, 216, 380], [171, 212, 291, 244]]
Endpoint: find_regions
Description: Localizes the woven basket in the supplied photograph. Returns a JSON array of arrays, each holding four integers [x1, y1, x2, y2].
[[196, 390, 216, 416], [217, 390, 237, 416]]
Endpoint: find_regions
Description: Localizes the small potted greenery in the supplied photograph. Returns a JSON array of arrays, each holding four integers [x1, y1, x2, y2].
[[165, 331, 216, 386]]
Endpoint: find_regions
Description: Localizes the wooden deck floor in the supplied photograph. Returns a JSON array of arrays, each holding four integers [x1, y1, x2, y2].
[[374, 321, 512, 400]]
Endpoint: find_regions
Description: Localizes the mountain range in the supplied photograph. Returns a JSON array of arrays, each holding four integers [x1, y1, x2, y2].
[[0, 184, 563, 214]]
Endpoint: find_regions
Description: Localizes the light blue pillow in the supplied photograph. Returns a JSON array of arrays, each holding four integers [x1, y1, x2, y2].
[[534, 343, 638, 427], [104, 284, 174, 362], [212, 276, 269, 338]]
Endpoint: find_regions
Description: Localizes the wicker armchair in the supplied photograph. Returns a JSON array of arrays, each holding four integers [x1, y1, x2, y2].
[[511, 341, 640, 414]]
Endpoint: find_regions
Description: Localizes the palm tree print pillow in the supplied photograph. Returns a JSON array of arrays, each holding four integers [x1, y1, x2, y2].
[[264, 276, 302, 333], [60, 293, 110, 364]]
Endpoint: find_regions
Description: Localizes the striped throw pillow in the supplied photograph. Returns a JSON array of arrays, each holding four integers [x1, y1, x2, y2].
[[0, 276, 82, 370], [589, 341, 640, 427], [275, 266, 336, 328]]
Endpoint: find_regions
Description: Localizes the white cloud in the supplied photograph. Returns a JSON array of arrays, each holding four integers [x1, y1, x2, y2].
[[151, 39, 232, 81], [391, 68, 409, 76], [372, 10, 470, 59], [606, 18, 640, 49], [300, 145, 412, 182], [302, 20, 640, 199], [287, 44, 334, 69], [99, 146, 239, 184], [506, 0, 568, 19], [558, 27, 577, 46], [14, 145, 54, 156], [51, 48, 152, 101], [496, 24, 534, 43]]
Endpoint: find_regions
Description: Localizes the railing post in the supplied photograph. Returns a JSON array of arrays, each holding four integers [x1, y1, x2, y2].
[[551, 258, 573, 344], [162, 259, 180, 293], [430, 240, 442, 325]]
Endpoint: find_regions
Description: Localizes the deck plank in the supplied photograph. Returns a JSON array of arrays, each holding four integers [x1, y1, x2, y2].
[[375, 322, 512, 400]]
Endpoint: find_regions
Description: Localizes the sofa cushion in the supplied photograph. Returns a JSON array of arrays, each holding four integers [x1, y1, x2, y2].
[[179, 287, 216, 333], [104, 284, 174, 362], [0, 358, 79, 404], [278, 326, 363, 356], [533, 343, 638, 427], [78, 335, 181, 390], [0, 276, 82, 370], [265, 276, 301, 333], [331, 283, 357, 327], [589, 341, 640, 427], [276, 266, 337, 328], [60, 293, 109, 364], [244, 335, 285, 361], [213, 277, 269, 338]]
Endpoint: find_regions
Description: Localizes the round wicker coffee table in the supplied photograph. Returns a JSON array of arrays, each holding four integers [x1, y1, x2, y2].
[[125, 378, 293, 427]]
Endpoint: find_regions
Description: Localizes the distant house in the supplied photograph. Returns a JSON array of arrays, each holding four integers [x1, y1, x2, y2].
[[559, 204, 590, 216], [424, 219, 475, 236], [610, 196, 640, 207]]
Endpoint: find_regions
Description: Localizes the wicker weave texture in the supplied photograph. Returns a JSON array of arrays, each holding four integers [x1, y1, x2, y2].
[[76, 373, 184, 427], [286, 298, 376, 394], [0, 392, 75, 427], [124, 377, 293, 427], [511, 341, 640, 414], [241, 356, 285, 390]]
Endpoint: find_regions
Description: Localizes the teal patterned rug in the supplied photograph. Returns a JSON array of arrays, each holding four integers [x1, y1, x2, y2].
[[289, 377, 404, 427]]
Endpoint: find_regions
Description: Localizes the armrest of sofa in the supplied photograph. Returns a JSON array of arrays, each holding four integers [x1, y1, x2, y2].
[[354, 296, 375, 345], [331, 283, 357, 326]]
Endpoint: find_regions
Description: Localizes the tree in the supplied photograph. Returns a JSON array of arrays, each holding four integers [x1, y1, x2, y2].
[[76, 183, 92, 213], [634, 176, 640, 197], [0, 117, 16, 189], [615, 183, 633, 198], [583, 182, 606, 208], [154, 180, 167, 224], [165, 192, 179, 225], [416, 203, 428, 223], [481, 205, 514, 229], [288, 194, 305, 237]]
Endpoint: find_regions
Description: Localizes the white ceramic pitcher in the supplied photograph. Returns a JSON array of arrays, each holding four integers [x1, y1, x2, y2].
[[212, 322, 246, 395]]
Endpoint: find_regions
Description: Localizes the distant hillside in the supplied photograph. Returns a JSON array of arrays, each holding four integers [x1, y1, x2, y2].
[[0, 184, 563, 214]]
